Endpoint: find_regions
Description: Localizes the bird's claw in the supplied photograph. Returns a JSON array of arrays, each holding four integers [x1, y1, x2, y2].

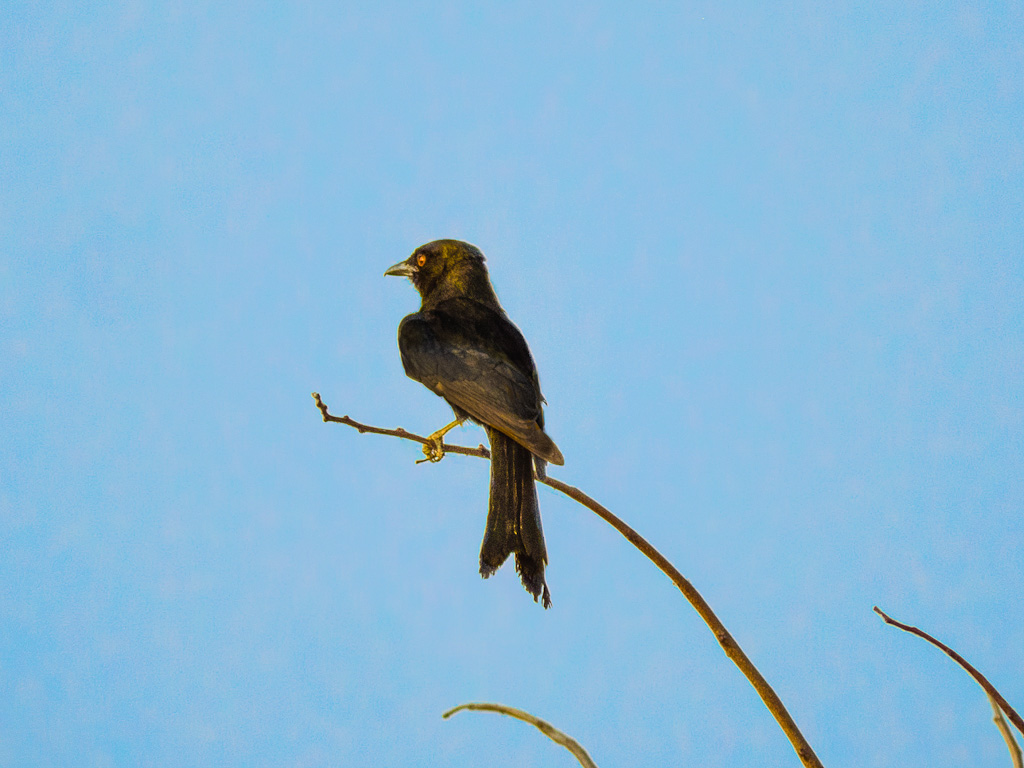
[[416, 436, 446, 464]]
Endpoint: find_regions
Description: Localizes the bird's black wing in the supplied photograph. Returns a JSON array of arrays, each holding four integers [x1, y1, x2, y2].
[[398, 297, 563, 465]]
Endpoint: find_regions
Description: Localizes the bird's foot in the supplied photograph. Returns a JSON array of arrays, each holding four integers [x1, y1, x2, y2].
[[416, 434, 447, 464], [414, 418, 463, 464]]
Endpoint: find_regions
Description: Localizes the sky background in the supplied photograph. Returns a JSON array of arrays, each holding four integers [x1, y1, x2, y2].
[[3, 2, 1023, 766]]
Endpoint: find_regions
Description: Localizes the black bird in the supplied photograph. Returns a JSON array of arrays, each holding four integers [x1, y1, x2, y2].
[[385, 239, 563, 608]]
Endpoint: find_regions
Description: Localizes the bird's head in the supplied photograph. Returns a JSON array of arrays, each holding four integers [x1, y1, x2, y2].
[[385, 239, 499, 308]]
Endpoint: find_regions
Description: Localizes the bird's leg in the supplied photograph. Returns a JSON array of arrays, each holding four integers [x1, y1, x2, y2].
[[417, 418, 464, 464]]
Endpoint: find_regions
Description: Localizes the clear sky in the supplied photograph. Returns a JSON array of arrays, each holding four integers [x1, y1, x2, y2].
[[2, 2, 1023, 766]]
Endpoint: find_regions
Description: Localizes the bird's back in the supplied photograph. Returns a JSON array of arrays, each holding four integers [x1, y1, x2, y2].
[[398, 298, 563, 465]]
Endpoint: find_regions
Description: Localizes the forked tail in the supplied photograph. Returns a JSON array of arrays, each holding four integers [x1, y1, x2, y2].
[[479, 426, 551, 608]]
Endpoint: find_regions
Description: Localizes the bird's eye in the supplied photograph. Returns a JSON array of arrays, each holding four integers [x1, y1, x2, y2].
[[416, 253, 427, 267]]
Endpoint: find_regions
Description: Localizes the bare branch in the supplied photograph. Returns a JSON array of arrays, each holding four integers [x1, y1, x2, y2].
[[312, 393, 489, 459], [443, 702, 598, 768], [989, 693, 1023, 768], [314, 395, 824, 768], [540, 475, 822, 767], [874, 607, 1024, 740]]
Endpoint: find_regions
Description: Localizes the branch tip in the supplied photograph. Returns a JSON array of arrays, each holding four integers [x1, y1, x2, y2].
[[875, 605, 1024, 739]]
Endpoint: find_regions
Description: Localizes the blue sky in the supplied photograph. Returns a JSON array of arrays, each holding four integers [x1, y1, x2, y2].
[[2, 2, 1023, 766]]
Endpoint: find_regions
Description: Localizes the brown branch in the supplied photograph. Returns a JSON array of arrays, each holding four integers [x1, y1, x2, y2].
[[989, 693, 1023, 768], [314, 394, 823, 768], [541, 474, 821, 768], [312, 392, 490, 459], [443, 702, 598, 768], [874, 607, 1024, 740]]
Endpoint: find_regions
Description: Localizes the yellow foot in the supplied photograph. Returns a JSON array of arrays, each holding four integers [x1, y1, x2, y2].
[[415, 419, 462, 464], [417, 434, 447, 463]]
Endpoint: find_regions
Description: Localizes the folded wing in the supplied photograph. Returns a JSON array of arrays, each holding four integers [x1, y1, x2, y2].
[[398, 302, 564, 466]]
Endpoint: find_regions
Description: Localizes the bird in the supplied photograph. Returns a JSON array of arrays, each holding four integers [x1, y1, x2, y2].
[[385, 239, 563, 608]]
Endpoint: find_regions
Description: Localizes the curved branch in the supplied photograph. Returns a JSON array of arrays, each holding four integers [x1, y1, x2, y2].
[[874, 607, 1024, 740], [314, 394, 823, 768], [540, 474, 821, 767], [443, 702, 598, 768]]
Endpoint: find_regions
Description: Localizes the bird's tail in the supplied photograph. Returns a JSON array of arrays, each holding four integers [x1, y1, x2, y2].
[[479, 426, 551, 608]]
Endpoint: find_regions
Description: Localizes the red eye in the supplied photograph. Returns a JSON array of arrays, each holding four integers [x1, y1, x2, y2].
[[417, 253, 427, 267]]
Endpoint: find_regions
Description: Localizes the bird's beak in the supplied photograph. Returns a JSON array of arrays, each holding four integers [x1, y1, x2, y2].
[[384, 260, 417, 278]]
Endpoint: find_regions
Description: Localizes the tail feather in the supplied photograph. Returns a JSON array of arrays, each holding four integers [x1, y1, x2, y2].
[[479, 427, 551, 608]]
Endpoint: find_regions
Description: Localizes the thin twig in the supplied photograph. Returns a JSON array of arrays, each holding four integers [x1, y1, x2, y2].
[[874, 607, 1024, 740], [443, 702, 598, 768], [314, 394, 824, 768], [989, 693, 1023, 768], [312, 392, 489, 459]]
